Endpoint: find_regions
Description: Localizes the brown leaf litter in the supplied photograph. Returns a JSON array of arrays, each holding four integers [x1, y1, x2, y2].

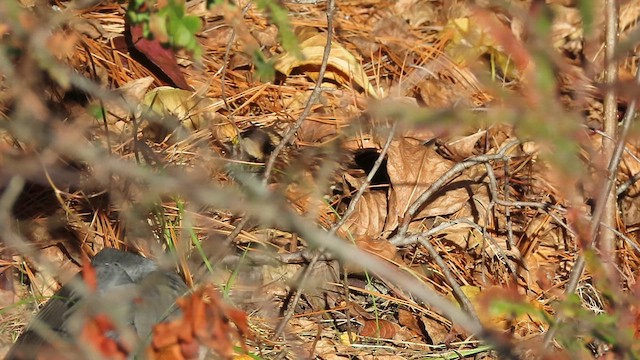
[[4, 0, 640, 358]]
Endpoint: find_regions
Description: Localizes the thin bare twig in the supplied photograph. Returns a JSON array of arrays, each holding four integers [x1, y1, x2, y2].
[[417, 235, 480, 319], [600, 0, 619, 277], [273, 121, 397, 338], [263, 0, 335, 183], [482, 162, 518, 279], [544, 3, 640, 346], [271, 0, 337, 339], [571, 24, 635, 300], [393, 140, 520, 240], [502, 161, 515, 250]]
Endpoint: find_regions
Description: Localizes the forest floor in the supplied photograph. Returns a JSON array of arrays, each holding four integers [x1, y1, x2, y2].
[[2, 0, 640, 359]]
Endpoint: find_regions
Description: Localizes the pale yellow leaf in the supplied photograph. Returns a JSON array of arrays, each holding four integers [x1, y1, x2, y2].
[[339, 331, 358, 345], [143, 87, 237, 141], [274, 34, 381, 99]]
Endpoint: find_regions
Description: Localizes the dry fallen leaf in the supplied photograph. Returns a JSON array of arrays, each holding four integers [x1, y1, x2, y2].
[[274, 33, 381, 99], [445, 130, 486, 160], [149, 284, 251, 360], [419, 314, 452, 344], [297, 117, 340, 144], [343, 236, 400, 275], [359, 319, 399, 339], [397, 309, 423, 336], [384, 138, 471, 232], [342, 191, 388, 237], [143, 87, 237, 141]]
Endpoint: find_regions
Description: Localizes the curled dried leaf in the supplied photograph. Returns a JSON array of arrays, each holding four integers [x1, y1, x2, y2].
[[274, 33, 381, 98]]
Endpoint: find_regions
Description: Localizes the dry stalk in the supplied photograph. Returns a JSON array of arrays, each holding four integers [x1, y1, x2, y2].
[[601, 0, 620, 278], [271, 0, 336, 340], [272, 119, 397, 338], [544, 3, 640, 345], [262, 0, 335, 183]]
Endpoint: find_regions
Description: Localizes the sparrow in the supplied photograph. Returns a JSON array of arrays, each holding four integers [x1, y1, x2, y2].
[[5, 248, 188, 360]]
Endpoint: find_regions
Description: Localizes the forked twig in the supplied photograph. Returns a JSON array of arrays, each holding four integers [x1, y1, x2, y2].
[[387, 140, 519, 339], [394, 140, 520, 238], [273, 121, 398, 338]]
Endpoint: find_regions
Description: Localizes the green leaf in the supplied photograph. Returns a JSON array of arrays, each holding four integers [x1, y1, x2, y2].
[[182, 16, 202, 33], [256, 0, 301, 58], [88, 104, 106, 120], [127, 0, 202, 59], [166, 11, 182, 41], [252, 49, 275, 82], [130, 0, 147, 9], [173, 23, 193, 48], [577, 0, 595, 36], [168, 0, 185, 18]]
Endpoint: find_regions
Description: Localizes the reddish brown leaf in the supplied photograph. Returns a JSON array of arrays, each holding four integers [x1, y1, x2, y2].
[[128, 23, 191, 90], [359, 319, 398, 339], [80, 314, 128, 360], [81, 252, 98, 292], [397, 309, 423, 337], [149, 284, 251, 360]]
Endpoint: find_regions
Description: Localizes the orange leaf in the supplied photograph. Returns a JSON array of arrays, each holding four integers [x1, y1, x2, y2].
[[397, 309, 423, 337], [149, 285, 252, 360], [80, 314, 128, 360], [359, 319, 398, 339], [81, 252, 98, 292]]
